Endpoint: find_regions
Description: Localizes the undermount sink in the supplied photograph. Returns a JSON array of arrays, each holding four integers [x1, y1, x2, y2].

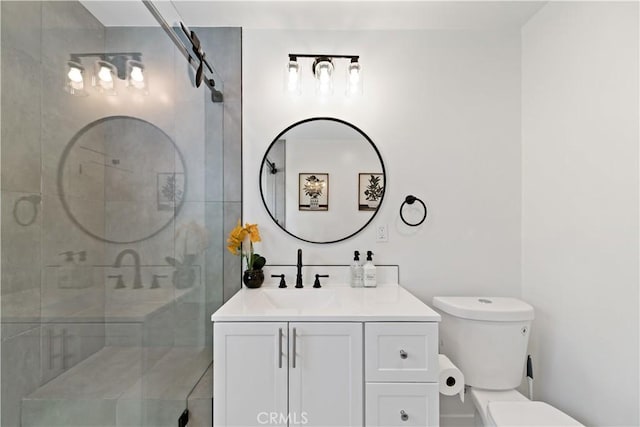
[[261, 288, 338, 310]]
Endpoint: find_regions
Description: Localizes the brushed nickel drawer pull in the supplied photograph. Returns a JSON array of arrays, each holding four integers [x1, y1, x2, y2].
[[278, 328, 283, 369], [292, 327, 297, 368], [400, 349, 408, 359], [401, 410, 409, 421]]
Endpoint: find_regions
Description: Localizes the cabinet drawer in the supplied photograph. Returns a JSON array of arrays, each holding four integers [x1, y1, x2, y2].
[[365, 382, 439, 427], [365, 322, 438, 382]]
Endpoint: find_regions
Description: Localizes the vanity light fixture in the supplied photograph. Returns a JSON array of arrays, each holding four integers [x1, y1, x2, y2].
[[65, 52, 146, 97], [287, 54, 362, 97]]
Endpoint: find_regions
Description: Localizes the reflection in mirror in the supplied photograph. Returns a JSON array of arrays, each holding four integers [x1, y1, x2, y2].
[[58, 116, 186, 243], [260, 117, 385, 243]]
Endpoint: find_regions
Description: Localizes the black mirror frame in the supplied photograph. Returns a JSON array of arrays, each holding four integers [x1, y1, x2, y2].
[[259, 117, 386, 244]]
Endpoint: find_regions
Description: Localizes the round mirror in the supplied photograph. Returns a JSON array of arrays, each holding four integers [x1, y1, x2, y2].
[[260, 117, 386, 243], [58, 116, 186, 244]]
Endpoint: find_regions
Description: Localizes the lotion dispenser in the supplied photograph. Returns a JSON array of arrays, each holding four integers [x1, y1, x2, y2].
[[363, 251, 377, 287], [350, 251, 363, 287]]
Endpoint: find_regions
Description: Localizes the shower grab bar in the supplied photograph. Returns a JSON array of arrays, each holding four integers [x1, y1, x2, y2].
[[141, 0, 223, 103]]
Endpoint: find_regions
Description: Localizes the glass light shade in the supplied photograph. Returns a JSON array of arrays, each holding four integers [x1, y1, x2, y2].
[[314, 59, 334, 95], [64, 61, 87, 96], [286, 60, 301, 94], [346, 61, 362, 96], [93, 60, 116, 95], [126, 59, 147, 93], [68, 67, 83, 84]]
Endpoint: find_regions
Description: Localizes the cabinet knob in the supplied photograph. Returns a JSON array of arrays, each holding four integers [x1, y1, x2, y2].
[[400, 410, 409, 421], [400, 349, 408, 359]]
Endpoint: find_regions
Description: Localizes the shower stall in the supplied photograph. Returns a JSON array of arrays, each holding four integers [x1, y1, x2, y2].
[[0, 1, 241, 426]]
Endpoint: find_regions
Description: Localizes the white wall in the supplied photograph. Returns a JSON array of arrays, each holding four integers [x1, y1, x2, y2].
[[243, 28, 522, 422], [521, 2, 639, 426], [244, 28, 522, 298]]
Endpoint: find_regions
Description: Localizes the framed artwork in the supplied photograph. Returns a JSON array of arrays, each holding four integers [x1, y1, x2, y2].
[[157, 172, 185, 211], [299, 173, 329, 211], [359, 173, 384, 211]]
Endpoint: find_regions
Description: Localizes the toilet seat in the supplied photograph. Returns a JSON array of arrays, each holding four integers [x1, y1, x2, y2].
[[488, 401, 583, 427]]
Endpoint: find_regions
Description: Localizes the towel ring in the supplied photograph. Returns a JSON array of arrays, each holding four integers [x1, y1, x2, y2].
[[400, 195, 427, 227]]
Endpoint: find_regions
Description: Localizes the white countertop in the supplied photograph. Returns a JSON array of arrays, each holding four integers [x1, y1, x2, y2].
[[210, 284, 441, 322]]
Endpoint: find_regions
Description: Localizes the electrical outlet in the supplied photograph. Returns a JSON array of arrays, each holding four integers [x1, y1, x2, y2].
[[376, 224, 388, 242]]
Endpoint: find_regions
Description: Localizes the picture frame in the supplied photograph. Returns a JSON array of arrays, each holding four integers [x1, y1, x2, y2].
[[299, 173, 329, 211], [157, 172, 185, 211], [358, 173, 384, 211]]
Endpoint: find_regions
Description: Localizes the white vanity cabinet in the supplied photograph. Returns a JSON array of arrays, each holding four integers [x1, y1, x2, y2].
[[211, 284, 442, 427], [213, 321, 363, 427]]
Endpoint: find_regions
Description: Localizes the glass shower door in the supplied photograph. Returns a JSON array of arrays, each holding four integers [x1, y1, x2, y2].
[[1, 1, 241, 426]]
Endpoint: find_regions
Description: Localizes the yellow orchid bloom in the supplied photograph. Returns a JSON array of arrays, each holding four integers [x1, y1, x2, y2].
[[226, 220, 265, 271], [226, 220, 248, 255], [245, 223, 261, 243]]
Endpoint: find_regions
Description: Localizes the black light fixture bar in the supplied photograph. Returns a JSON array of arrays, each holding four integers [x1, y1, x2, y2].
[[289, 54, 359, 62]]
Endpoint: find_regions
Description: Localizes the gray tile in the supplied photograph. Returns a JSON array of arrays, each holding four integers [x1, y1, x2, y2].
[[41, 193, 105, 267], [1, 47, 42, 193], [104, 201, 174, 245], [143, 304, 175, 348], [41, 1, 104, 73], [1, 191, 42, 271], [1, 322, 40, 342], [204, 102, 224, 202], [40, 66, 111, 198], [205, 202, 224, 308], [1, 269, 41, 321], [22, 399, 117, 427], [223, 202, 242, 301], [200, 28, 242, 203], [1, 1, 42, 59], [1, 327, 41, 427], [188, 364, 213, 427], [40, 323, 106, 384], [105, 323, 142, 347]]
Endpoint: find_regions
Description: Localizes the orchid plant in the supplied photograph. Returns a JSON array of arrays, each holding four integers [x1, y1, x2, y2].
[[227, 221, 266, 271]]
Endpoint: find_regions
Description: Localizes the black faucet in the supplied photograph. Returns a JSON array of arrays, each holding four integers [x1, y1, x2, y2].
[[296, 249, 303, 288]]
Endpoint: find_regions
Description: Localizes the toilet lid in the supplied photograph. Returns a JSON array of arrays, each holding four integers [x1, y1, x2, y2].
[[488, 401, 584, 427]]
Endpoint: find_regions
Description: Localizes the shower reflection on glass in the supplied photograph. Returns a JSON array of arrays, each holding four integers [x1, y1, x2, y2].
[[1, 1, 239, 426], [112, 249, 143, 289], [12, 195, 41, 226], [58, 116, 187, 244], [65, 52, 147, 97]]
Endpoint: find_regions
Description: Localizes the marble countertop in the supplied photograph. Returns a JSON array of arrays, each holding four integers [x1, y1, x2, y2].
[[211, 284, 441, 322]]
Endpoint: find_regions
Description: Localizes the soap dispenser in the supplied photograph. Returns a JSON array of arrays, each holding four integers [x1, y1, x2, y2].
[[363, 251, 377, 288], [350, 251, 363, 288]]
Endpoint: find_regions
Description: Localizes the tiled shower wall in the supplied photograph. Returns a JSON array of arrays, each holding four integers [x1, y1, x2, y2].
[[1, 3, 107, 425], [1, 2, 241, 426]]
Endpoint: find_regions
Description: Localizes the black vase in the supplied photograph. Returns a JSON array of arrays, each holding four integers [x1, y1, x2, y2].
[[243, 269, 264, 289]]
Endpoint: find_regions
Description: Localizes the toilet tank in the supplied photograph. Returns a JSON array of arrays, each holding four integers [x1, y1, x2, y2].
[[432, 297, 534, 390]]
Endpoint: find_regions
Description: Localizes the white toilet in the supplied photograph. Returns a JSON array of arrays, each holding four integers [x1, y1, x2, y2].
[[432, 296, 584, 427]]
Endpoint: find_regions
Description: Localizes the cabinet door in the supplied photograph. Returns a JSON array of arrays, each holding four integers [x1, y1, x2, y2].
[[366, 383, 439, 427], [289, 322, 363, 427], [214, 322, 288, 427]]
